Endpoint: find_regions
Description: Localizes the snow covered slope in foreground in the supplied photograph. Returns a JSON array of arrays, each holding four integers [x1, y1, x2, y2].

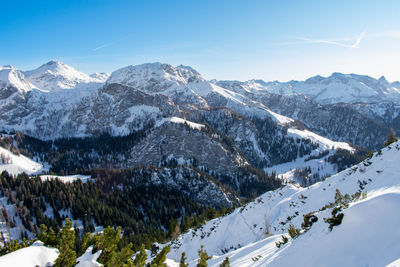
[[0, 241, 59, 267], [0, 242, 101, 267], [166, 141, 400, 266]]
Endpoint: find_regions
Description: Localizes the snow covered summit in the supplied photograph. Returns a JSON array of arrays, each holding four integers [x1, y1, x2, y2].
[[106, 62, 204, 93], [0, 65, 34, 93], [24, 60, 105, 92]]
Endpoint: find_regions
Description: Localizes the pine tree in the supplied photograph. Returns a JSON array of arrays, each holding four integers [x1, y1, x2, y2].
[[54, 218, 76, 267], [179, 252, 189, 267], [38, 223, 53, 244], [80, 232, 94, 255], [133, 244, 147, 267], [384, 130, 398, 147], [38, 224, 48, 243], [220, 257, 230, 267], [97, 226, 121, 265], [108, 243, 134, 267], [149, 246, 170, 267], [197, 245, 209, 267]]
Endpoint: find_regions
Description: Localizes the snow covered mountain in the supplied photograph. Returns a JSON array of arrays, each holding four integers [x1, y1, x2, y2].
[[2, 60, 396, 149], [0, 61, 399, 266], [0, 61, 362, 202], [214, 75, 400, 149], [0, 65, 34, 93], [165, 141, 400, 266], [0, 61, 107, 139], [23, 60, 106, 92], [220, 73, 400, 105]]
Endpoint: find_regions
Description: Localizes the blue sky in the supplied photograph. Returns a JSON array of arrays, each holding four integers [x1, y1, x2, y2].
[[1, 0, 399, 81]]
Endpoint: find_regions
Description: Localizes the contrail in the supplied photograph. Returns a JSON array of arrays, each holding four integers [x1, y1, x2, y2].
[[295, 30, 366, 49], [92, 35, 131, 52], [92, 43, 111, 51], [350, 31, 366, 48]]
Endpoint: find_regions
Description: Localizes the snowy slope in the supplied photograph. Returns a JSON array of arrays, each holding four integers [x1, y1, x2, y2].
[[40, 174, 92, 183], [76, 246, 102, 267], [0, 241, 59, 267], [265, 128, 355, 183], [155, 117, 205, 130], [166, 141, 400, 266], [0, 146, 45, 175]]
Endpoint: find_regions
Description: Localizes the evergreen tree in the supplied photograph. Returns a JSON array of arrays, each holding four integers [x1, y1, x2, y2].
[[54, 218, 76, 267], [133, 245, 147, 267], [97, 226, 121, 265], [220, 257, 230, 267], [108, 243, 134, 267], [38, 224, 57, 247], [384, 130, 398, 147], [179, 252, 189, 267], [197, 245, 209, 267], [80, 232, 94, 255], [149, 246, 170, 267]]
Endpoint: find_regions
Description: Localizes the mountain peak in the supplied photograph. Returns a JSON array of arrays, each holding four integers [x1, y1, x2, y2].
[[176, 64, 201, 76], [24, 61, 102, 92], [44, 60, 61, 66], [305, 75, 324, 84], [35, 60, 74, 73], [0, 65, 33, 93], [89, 72, 110, 83], [2, 65, 15, 69], [106, 62, 203, 93], [378, 75, 389, 84]]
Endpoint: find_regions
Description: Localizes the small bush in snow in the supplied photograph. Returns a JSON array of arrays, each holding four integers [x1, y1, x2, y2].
[[301, 212, 318, 231], [288, 224, 301, 239], [220, 256, 231, 266], [324, 207, 344, 231], [383, 131, 397, 147], [275, 235, 289, 248]]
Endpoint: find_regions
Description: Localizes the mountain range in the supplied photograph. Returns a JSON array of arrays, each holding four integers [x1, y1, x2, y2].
[[1, 61, 398, 189], [1, 60, 399, 266], [2, 61, 398, 145]]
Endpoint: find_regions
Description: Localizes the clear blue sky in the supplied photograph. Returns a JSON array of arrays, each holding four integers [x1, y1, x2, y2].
[[1, 0, 399, 81]]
